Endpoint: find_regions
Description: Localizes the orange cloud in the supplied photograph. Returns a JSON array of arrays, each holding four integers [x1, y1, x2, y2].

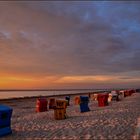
[[54, 75, 140, 84], [55, 75, 113, 83], [0, 73, 61, 89], [0, 72, 140, 89]]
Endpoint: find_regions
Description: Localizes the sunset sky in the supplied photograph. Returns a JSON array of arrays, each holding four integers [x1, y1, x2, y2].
[[0, 1, 140, 89]]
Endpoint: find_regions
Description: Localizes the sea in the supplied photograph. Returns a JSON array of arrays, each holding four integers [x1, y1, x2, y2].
[[0, 89, 108, 99]]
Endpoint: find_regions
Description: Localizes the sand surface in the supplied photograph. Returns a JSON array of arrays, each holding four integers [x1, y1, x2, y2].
[[0, 93, 140, 140]]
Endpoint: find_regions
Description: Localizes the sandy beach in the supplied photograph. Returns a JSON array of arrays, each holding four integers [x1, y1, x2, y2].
[[0, 92, 140, 140]]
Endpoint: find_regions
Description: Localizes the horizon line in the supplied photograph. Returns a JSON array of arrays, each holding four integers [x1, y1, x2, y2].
[[0, 88, 137, 92]]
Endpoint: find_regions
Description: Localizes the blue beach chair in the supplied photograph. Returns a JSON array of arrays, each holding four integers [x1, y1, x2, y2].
[[0, 105, 13, 137], [80, 96, 90, 113]]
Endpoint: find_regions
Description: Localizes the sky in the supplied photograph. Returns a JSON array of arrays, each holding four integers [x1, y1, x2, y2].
[[0, 1, 140, 89]]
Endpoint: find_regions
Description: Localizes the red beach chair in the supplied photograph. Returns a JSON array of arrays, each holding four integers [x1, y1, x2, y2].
[[36, 98, 48, 112], [97, 93, 109, 107]]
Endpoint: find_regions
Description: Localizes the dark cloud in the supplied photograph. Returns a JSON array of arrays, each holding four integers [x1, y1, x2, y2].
[[119, 77, 136, 80]]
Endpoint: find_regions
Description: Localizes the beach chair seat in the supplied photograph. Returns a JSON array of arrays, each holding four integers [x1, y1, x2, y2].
[[79, 96, 90, 112], [36, 98, 48, 112], [97, 94, 109, 107], [74, 96, 80, 105], [54, 100, 67, 120], [65, 96, 70, 106], [111, 93, 119, 101], [49, 98, 56, 109]]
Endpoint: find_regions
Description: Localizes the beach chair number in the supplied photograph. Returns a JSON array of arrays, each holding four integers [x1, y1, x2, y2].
[[1, 112, 7, 119]]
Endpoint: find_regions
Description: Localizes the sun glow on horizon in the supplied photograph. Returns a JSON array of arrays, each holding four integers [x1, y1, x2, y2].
[[0, 73, 140, 89]]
